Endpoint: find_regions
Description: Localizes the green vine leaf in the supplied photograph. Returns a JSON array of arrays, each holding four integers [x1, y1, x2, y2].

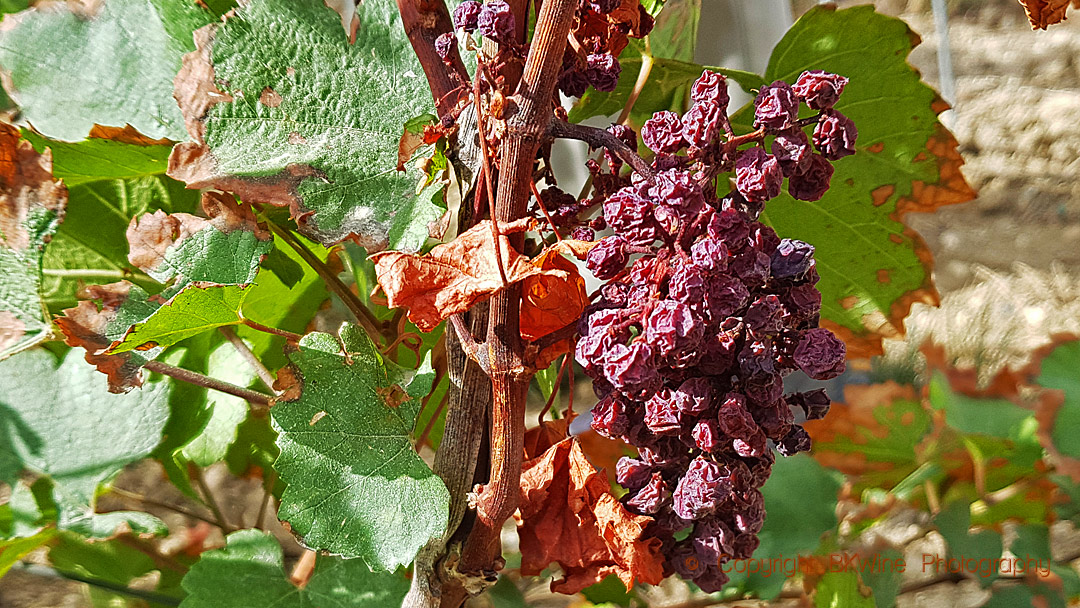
[[744, 5, 977, 356], [168, 0, 444, 251], [57, 194, 272, 392], [19, 130, 201, 312], [180, 529, 410, 607], [0, 0, 216, 141], [272, 322, 447, 570], [0, 124, 67, 361], [0, 349, 171, 537]]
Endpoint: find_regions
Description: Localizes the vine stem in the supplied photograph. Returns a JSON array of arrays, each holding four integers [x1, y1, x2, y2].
[[192, 466, 234, 534], [264, 220, 384, 344], [144, 360, 273, 411], [457, 0, 579, 575], [240, 317, 303, 343], [108, 486, 228, 531], [550, 119, 656, 179], [11, 563, 182, 607], [219, 326, 279, 393]]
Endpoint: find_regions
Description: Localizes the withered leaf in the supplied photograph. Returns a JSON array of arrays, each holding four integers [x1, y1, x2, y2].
[[0, 123, 68, 360], [1018, 0, 1080, 29], [371, 220, 561, 332], [55, 281, 164, 393], [520, 243, 590, 342], [517, 438, 664, 594]]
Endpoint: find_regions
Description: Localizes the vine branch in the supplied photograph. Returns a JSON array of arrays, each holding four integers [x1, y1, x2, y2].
[[144, 360, 273, 411], [549, 118, 656, 179]]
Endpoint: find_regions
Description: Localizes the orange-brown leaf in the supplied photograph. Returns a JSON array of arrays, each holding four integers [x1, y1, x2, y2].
[[520, 244, 589, 342], [0, 122, 68, 356], [1018, 0, 1080, 29], [55, 282, 156, 393], [370, 220, 548, 332], [517, 438, 664, 594]]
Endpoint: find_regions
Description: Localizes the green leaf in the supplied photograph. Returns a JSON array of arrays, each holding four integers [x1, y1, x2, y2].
[[1034, 340, 1080, 460], [0, 0, 216, 141], [0, 349, 170, 536], [813, 570, 876, 608], [109, 284, 247, 354], [0, 480, 46, 539], [169, 0, 443, 250], [859, 548, 903, 608], [180, 529, 410, 608], [180, 340, 255, 466], [728, 454, 841, 599], [928, 373, 1033, 439], [0, 530, 55, 578], [746, 6, 974, 355], [0, 127, 67, 360], [272, 322, 447, 570], [648, 0, 700, 63], [20, 132, 201, 312], [933, 501, 1002, 588]]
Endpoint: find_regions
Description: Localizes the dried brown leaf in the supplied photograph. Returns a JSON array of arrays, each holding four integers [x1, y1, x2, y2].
[[517, 438, 664, 595], [520, 245, 588, 341], [370, 220, 554, 332], [1018, 0, 1080, 29]]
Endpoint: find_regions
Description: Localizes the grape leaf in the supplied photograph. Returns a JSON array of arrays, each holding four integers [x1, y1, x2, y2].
[[272, 322, 446, 570], [813, 570, 876, 608], [804, 381, 932, 491], [0, 531, 55, 578], [0, 0, 216, 141], [180, 340, 255, 467], [168, 0, 443, 250], [108, 284, 247, 353], [180, 529, 410, 608], [745, 5, 976, 356], [57, 194, 272, 392], [1019, 0, 1075, 29], [1032, 340, 1080, 473], [19, 130, 201, 311], [0, 124, 67, 360], [933, 500, 1002, 588], [0, 349, 170, 537]]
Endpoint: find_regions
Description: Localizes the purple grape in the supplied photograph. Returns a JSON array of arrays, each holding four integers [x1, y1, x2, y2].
[[648, 169, 705, 221], [603, 187, 662, 246], [627, 473, 670, 514], [770, 239, 815, 281], [734, 147, 782, 203], [682, 101, 722, 149], [788, 153, 835, 201], [477, 0, 515, 42], [453, 0, 482, 32], [673, 458, 732, 520], [435, 32, 455, 59], [788, 389, 831, 420], [792, 70, 849, 110], [585, 234, 630, 279], [590, 393, 632, 439], [586, 53, 622, 92], [753, 80, 799, 131], [813, 109, 858, 160], [771, 129, 812, 177], [642, 110, 686, 154], [793, 328, 846, 380], [616, 457, 653, 490], [691, 70, 730, 110]]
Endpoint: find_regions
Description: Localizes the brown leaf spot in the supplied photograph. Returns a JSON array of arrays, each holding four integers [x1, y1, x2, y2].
[[889, 234, 904, 245], [517, 438, 664, 594], [134, 341, 159, 351], [0, 311, 26, 354], [88, 124, 173, 146], [896, 125, 978, 214], [274, 365, 303, 401], [376, 384, 409, 409], [0, 122, 68, 251], [288, 132, 307, 145], [370, 219, 550, 332], [877, 269, 891, 284], [259, 86, 283, 108], [839, 295, 859, 310], [309, 411, 327, 426], [397, 128, 425, 172], [866, 142, 885, 154], [56, 282, 146, 393], [871, 184, 894, 207]]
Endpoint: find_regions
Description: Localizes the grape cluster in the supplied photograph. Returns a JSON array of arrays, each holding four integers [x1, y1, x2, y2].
[[557, 0, 654, 97], [578, 69, 854, 591]]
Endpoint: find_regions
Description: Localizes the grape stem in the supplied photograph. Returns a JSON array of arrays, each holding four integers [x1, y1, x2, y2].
[[144, 360, 274, 411], [549, 119, 657, 179], [456, 0, 579, 580]]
